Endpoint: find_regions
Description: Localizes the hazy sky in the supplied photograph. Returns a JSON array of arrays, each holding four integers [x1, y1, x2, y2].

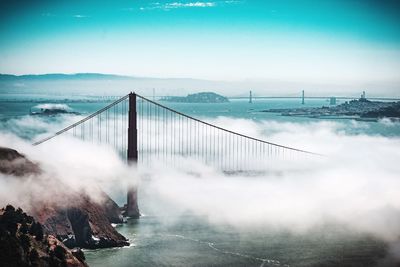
[[1, 0, 400, 85]]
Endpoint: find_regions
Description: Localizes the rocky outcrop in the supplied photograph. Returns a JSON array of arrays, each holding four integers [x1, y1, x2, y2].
[[0, 205, 87, 267], [0, 147, 40, 176], [0, 147, 130, 249], [34, 196, 129, 249], [100, 191, 125, 224]]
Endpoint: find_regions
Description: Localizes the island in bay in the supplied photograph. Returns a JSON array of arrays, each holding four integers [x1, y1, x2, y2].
[[161, 92, 229, 103]]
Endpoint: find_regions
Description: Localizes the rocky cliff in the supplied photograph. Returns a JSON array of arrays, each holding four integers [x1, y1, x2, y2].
[[0, 147, 129, 249], [0, 204, 87, 267], [33, 195, 128, 249], [0, 147, 40, 176]]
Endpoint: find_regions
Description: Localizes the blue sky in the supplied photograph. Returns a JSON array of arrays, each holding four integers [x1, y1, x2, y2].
[[1, 0, 400, 86]]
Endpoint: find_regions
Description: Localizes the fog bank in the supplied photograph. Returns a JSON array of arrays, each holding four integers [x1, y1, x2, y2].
[[1, 116, 400, 244]]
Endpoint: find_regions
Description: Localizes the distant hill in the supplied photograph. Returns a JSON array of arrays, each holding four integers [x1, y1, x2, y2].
[[0, 73, 233, 97], [0, 73, 134, 80], [1, 73, 399, 98]]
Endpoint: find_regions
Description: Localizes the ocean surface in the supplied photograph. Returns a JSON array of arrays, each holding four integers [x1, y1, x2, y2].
[[1, 92, 399, 267]]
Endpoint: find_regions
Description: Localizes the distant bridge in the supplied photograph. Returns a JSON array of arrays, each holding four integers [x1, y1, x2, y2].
[[133, 95, 400, 103], [76, 94, 400, 103], [226, 96, 400, 101]]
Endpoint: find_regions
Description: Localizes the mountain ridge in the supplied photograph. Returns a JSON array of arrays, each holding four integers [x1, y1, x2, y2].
[[0, 73, 216, 82], [0, 73, 135, 80]]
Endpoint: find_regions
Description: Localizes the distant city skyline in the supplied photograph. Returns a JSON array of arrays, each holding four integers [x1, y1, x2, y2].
[[1, 0, 400, 94]]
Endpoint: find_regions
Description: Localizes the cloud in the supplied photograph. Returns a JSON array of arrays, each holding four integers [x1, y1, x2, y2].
[[73, 14, 90, 18], [123, 0, 242, 11], [166, 2, 216, 8], [40, 13, 90, 19], [136, 1, 217, 11]]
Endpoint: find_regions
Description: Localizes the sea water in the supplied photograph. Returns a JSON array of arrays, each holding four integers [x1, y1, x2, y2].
[[1, 93, 399, 266]]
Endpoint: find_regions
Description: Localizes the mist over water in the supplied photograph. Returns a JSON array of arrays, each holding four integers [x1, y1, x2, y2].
[[135, 119, 400, 239]]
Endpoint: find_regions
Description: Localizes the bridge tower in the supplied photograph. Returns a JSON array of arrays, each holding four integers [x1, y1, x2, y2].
[[126, 92, 140, 218], [249, 90, 253, 103], [301, 90, 305, 105]]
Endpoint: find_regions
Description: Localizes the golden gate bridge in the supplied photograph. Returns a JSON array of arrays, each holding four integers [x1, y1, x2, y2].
[[32, 92, 320, 217]]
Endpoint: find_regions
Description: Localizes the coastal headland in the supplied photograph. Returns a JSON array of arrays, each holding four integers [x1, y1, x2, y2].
[[0, 146, 133, 266]]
